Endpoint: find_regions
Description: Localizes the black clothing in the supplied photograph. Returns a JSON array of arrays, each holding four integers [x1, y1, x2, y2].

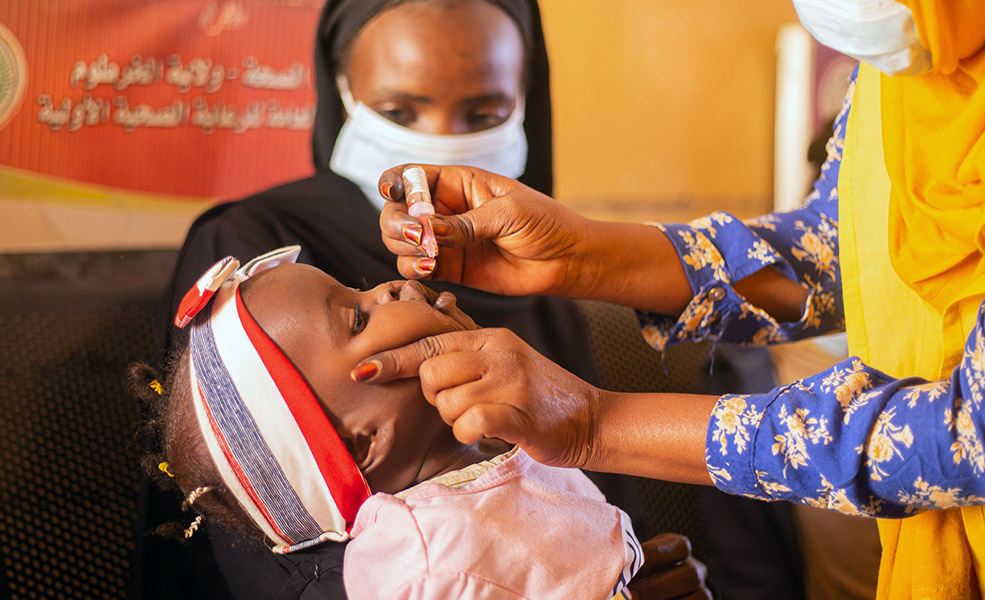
[[139, 1, 645, 598]]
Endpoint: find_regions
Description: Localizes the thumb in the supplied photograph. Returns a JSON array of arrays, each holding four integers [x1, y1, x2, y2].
[[432, 199, 511, 249], [351, 330, 488, 385]]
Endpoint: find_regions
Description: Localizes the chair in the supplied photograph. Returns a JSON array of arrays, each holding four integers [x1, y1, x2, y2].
[[577, 300, 715, 561], [0, 250, 177, 600]]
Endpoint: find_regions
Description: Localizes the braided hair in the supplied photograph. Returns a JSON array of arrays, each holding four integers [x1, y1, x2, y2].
[[129, 350, 263, 546]]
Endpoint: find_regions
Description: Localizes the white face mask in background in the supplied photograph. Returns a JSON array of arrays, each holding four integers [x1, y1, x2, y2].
[[792, 0, 931, 76], [330, 76, 528, 209]]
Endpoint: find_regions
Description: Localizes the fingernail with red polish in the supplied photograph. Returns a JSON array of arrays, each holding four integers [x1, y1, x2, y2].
[[417, 258, 435, 273], [351, 360, 380, 382], [381, 182, 393, 201], [402, 225, 422, 245]]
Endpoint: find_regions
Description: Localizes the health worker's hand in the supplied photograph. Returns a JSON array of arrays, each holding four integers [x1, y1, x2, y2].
[[377, 164, 595, 298], [350, 327, 600, 470], [628, 534, 712, 600]]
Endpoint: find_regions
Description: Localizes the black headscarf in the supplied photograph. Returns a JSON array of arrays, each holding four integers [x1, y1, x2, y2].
[[157, 0, 575, 376], [148, 3, 645, 599], [311, 0, 554, 195]]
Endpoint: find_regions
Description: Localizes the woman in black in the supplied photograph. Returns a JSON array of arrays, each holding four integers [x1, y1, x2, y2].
[[143, 1, 667, 598]]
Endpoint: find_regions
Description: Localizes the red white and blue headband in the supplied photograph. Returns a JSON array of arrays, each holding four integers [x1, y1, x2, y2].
[[175, 245, 371, 553]]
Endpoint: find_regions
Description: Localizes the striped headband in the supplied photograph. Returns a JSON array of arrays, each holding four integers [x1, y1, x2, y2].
[[174, 245, 371, 553]]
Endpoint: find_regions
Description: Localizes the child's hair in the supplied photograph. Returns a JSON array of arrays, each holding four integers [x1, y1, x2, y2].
[[130, 350, 263, 546]]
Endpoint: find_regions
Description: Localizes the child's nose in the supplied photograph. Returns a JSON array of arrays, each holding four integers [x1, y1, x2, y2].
[[397, 280, 428, 303], [369, 281, 402, 304]]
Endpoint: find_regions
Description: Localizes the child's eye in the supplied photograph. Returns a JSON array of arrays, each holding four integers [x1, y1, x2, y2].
[[352, 306, 367, 335]]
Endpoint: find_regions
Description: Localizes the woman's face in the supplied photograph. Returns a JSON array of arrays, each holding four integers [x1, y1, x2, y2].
[[240, 263, 479, 493], [345, 0, 525, 134]]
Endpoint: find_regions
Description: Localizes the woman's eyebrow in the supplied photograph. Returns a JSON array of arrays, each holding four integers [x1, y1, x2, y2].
[[462, 92, 512, 105], [374, 88, 433, 104]]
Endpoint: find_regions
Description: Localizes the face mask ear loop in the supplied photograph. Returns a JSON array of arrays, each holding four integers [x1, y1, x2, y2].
[[335, 75, 357, 116], [513, 94, 526, 125]]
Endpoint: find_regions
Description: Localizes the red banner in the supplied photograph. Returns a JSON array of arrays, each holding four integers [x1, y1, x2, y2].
[[0, 0, 324, 200]]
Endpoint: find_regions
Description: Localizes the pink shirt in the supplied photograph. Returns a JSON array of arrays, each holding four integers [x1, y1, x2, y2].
[[343, 449, 642, 600]]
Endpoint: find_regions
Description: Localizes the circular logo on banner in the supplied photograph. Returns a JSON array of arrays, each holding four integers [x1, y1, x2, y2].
[[0, 23, 28, 131]]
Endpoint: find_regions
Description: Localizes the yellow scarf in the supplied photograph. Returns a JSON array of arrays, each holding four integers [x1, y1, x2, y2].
[[885, 0, 985, 374], [842, 3, 985, 597]]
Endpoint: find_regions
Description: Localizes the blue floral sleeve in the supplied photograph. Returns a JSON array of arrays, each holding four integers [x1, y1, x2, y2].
[[706, 301, 985, 517], [636, 76, 854, 351]]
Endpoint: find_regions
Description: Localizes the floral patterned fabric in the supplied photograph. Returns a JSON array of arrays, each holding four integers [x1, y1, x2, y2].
[[640, 69, 985, 517], [637, 77, 848, 350]]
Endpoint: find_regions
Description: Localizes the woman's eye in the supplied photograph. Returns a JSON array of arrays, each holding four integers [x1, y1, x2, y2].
[[468, 111, 508, 131], [352, 306, 368, 335], [377, 107, 416, 126]]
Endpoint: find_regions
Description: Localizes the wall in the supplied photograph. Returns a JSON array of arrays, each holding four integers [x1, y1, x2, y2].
[[540, 0, 798, 223]]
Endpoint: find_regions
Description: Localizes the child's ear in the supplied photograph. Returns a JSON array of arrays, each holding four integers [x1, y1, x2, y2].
[[343, 432, 374, 471]]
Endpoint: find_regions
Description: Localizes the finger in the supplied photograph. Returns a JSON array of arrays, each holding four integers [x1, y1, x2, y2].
[[352, 330, 489, 385], [694, 559, 708, 592], [378, 168, 406, 203], [381, 235, 429, 261], [628, 558, 705, 600], [417, 352, 488, 403], [381, 228, 428, 260], [379, 201, 416, 240], [381, 163, 520, 212], [380, 201, 430, 256], [430, 197, 514, 249], [639, 533, 692, 570], [379, 163, 450, 204], [395, 255, 436, 280], [429, 370, 518, 429], [451, 402, 527, 446], [430, 378, 496, 429], [630, 586, 712, 600]]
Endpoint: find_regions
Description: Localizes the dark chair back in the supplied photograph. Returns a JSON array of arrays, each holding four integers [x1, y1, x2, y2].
[[0, 251, 176, 600], [577, 300, 716, 561]]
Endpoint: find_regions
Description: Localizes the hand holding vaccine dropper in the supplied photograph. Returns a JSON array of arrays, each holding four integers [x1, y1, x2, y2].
[[401, 166, 438, 259]]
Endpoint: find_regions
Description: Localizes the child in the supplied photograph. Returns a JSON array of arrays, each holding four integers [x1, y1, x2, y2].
[[137, 246, 642, 600]]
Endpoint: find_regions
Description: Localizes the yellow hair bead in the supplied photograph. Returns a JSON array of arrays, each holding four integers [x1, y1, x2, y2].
[[149, 379, 164, 395], [158, 462, 175, 478]]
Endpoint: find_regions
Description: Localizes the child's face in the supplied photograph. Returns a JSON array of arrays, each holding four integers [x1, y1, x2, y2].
[[240, 263, 479, 493]]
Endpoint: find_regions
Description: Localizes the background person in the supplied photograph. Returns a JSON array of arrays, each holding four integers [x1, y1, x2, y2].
[[147, 1, 703, 598]]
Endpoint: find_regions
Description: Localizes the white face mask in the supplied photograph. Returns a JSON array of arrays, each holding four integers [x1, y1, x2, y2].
[[792, 0, 931, 76], [330, 76, 528, 209]]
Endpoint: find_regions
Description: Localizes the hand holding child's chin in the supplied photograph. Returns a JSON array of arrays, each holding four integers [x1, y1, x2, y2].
[[350, 326, 599, 470]]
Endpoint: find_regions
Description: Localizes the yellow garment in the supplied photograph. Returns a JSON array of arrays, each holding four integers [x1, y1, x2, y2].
[[843, 4, 985, 597], [841, 63, 985, 600], [884, 0, 985, 374]]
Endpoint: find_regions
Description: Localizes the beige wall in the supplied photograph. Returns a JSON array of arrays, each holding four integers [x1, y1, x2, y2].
[[541, 0, 798, 223]]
